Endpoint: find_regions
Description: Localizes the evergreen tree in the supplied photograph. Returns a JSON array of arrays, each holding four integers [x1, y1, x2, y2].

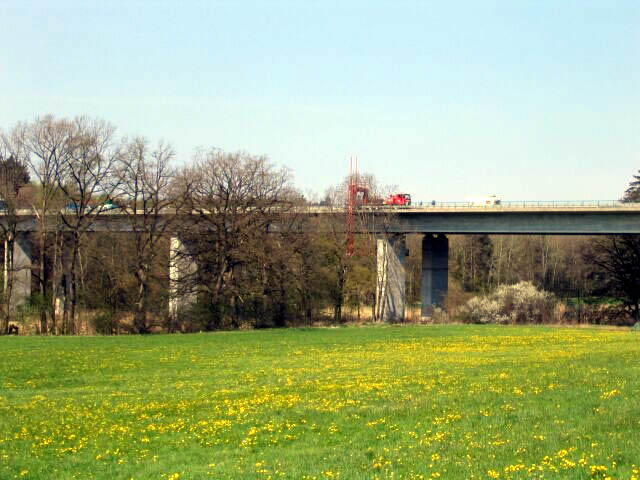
[[623, 170, 640, 202]]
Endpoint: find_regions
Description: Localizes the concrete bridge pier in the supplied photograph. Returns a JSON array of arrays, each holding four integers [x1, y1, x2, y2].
[[421, 234, 449, 316], [3, 233, 33, 307], [376, 234, 407, 322], [169, 236, 198, 327]]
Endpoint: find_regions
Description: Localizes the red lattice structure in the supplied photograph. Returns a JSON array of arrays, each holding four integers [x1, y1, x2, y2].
[[346, 157, 370, 257]]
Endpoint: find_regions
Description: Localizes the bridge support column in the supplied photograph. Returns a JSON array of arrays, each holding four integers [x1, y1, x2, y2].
[[421, 234, 449, 316], [3, 233, 33, 307], [375, 234, 407, 322], [169, 236, 197, 329]]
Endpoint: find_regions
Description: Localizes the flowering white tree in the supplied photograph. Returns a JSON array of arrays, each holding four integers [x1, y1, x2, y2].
[[461, 282, 557, 324]]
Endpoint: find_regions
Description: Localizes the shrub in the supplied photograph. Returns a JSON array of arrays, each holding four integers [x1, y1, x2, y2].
[[460, 281, 557, 324], [564, 303, 632, 326], [90, 311, 119, 335]]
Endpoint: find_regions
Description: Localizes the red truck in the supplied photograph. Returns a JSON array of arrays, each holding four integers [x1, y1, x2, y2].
[[383, 193, 412, 206]]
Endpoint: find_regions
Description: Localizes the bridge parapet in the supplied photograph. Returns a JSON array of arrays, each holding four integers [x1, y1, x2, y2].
[[3, 201, 640, 217], [410, 200, 638, 209], [4, 202, 640, 235]]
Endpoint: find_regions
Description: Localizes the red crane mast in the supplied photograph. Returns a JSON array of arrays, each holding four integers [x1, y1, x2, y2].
[[346, 157, 369, 256]]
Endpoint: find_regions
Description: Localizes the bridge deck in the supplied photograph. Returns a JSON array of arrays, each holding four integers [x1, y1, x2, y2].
[[3, 202, 640, 235]]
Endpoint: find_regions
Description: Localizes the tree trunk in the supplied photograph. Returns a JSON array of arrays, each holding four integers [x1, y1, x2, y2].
[[38, 229, 47, 334], [50, 230, 62, 335], [134, 265, 149, 333], [63, 232, 80, 335], [2, 236, 15, 335], [334, 264, 346, 323], [69, 240, 78, 334], [275, 280, 287, 327]]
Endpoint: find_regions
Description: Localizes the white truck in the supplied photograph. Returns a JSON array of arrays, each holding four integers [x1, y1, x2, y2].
[[466, 195, 501, 206]]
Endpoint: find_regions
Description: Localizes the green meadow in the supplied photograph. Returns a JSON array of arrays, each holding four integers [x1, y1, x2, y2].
[[1, 325, 639, 479]]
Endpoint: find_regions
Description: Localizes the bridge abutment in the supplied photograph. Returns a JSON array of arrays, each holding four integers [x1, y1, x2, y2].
[[375, 234, 407, 322], [421, 234, 449, 316], [3, 233, 33, 307], [169, 236, 198, 328]]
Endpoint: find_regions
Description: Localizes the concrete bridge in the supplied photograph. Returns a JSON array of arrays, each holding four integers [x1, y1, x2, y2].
[[4, 201, 640, 321], [365, 202, 640, 320]]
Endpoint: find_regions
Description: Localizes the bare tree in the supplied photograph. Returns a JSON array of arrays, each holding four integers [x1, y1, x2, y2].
[[289, 218, 325, 324], [249, 195, 308, 328], [177, 149, 294, 329], [589, 236, 640, 322], [55, 117, 118, 334], [11, 116, 71, 333], [115, 137, 177, 333], [317, 184, 353, 323], [585, 171, 640, 323], [321, 173, 398, 323]]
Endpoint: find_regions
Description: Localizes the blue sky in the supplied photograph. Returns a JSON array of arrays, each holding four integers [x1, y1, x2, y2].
[[1, 1, 638, 201]]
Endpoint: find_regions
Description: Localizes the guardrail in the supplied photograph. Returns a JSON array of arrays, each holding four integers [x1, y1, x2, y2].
[[409, 200, 638, 208], [5, 201, 640, 217]]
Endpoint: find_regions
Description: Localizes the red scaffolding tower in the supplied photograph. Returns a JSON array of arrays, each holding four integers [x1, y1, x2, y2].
[[346, 157, 370, 256]]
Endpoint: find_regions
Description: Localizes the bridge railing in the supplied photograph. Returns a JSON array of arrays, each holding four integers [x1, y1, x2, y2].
[[410, 200, 636, 208]]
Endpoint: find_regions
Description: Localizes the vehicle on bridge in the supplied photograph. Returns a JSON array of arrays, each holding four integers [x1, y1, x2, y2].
[[383, 193, 412, 206], [62, 199, 123, 214], [466, 195, 501, 206]]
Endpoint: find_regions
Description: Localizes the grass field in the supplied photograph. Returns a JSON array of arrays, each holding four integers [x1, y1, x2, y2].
[[1, 325, 639, 479]]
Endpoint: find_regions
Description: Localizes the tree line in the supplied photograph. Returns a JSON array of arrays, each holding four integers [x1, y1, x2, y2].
[[0, 115, 638, 334], [0, 116, 387, 334]]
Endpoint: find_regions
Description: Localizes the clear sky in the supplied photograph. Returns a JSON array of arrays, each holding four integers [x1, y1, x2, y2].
[[1, 0, 638, 201]]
